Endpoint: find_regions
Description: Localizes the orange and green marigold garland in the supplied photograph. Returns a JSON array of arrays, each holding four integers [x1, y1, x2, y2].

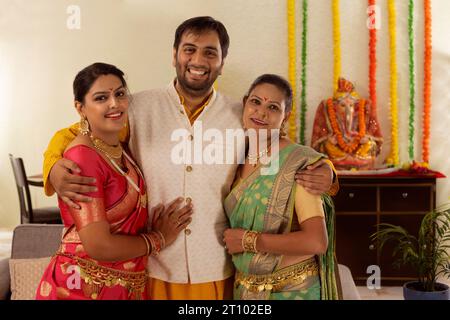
[[299, 0, 309, 145], [386, 0, 400, 166], [407, 0, 416, 161], [287, 0, 298, 141], [422, 0, 432, 164], [368, 0, 377, 119], [332, 0, 342, 93]]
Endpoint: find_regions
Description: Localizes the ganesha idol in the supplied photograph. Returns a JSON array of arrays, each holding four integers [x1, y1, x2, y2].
[[311, 78, 383, 170]]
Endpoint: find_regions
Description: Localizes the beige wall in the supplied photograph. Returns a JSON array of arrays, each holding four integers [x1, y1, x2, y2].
[[0, 0, 449, 228]]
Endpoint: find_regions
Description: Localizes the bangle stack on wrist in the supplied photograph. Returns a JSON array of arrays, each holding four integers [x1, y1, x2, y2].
[[154, 230, 166, 250], [242, 230, 259, 253], [148, 232, 164, 256], [141, 231, 166, 256], [140, 234, 151, 256]]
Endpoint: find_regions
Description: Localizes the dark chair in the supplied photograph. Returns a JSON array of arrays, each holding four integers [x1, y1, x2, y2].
[[8, 154, 61, 224]]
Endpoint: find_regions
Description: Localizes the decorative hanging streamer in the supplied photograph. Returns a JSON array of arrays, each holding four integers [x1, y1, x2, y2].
[[332, 0, 341, 92], [287, 0, 298, 141], [386, 0, 400, 166], [408, 0, 416, 161], [299, 0, 308, 145], [368, 0, 377, 118], [422, 0, 432, 164]]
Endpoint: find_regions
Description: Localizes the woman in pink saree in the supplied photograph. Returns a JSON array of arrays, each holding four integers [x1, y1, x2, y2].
[[36, 63, 193, 300]]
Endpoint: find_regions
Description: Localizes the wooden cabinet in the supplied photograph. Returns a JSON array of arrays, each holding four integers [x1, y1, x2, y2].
[[333, 175, 436, 286]]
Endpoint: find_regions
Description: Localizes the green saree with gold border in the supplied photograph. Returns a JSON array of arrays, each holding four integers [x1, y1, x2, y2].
[[224, 144, 341, 300]]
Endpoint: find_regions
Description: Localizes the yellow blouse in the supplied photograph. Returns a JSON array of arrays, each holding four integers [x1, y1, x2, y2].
[[42, 123, 129, 196]]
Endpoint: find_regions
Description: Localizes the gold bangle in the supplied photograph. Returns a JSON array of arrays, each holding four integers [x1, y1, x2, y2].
[[252, 232, 259, 252], [140, 234, 150, 256], [144, 233, 157, 256], [146, 232, 162, 257], [155, 230, 166, 250], [242, 230, 259, 253]]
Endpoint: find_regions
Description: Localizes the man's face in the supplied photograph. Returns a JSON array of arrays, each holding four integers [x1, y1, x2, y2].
[[173, 30, 224, 97]]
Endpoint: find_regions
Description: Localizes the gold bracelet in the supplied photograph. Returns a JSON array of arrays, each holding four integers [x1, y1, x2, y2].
[[242, 230, 259, 253], [146, 232, 162, 256], [140, 234, 151, 256], [155, 230, 166, 250]]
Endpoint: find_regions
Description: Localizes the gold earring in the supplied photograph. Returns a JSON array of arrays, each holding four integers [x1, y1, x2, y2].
[[280, 122, 287, 137], [79, 116, 90, 135]]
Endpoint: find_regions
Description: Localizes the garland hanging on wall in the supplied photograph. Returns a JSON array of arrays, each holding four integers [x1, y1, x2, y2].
[[299, 0, 309, 145], [287, 0, 298, 142], [332, 0, 341, 93], [386, 0, 400, 166], [422, 0, 432, 164], [368, 0, 377, 118], [408, 0, 416, 161]]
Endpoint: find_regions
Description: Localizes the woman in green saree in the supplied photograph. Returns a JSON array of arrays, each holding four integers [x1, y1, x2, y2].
[[223, 74, 340, 300]]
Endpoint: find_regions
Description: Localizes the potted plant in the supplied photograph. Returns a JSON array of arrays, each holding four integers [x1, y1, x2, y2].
[[371, 203, 450, 300]]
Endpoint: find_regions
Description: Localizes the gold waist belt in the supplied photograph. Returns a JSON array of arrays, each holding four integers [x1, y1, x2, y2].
[[235, 257, 319, 293], [56, 252, 147, 297]]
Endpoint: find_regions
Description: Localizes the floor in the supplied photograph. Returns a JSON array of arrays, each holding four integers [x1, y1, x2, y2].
[[0, 228, 404, 299], [357, 286, 403, 300]]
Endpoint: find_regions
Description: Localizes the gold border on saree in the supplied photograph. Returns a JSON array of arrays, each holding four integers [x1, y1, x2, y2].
[[56, 252, 148, 293], [235, 257, 319, 293]]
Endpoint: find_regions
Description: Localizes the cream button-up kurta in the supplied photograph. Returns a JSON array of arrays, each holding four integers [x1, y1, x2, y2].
[[128, 83, 243, 283]]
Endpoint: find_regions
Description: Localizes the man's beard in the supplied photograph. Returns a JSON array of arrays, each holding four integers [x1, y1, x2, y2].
[[175, 64, 218, 97]]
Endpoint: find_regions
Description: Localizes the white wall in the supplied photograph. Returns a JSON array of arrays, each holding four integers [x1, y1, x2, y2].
[[0, 0, 449, 229]]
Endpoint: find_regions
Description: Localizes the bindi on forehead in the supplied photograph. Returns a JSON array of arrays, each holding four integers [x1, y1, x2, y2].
[[263, 97, 269, 102], [91, 84, 123, 95]]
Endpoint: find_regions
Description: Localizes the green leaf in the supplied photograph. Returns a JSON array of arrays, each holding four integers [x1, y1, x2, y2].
[[371, 203, 450, 291]]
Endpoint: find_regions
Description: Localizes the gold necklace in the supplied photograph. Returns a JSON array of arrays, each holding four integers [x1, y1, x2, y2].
[[247, 147, 270, 167], [108, 151, 141, 193], [90, 135, 141, 193], [89, 135, 123, 160]]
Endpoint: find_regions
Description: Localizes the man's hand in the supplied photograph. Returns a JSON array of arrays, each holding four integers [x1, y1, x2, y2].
[[295, 159, 333, 195], [49, 158, 97, 209], [222, 228, 246, 255]]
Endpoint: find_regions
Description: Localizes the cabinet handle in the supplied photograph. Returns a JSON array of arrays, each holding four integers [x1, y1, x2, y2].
[[348, 192, 355, 199], [402, 192, 408, 199], [369, 244, 375, 250]]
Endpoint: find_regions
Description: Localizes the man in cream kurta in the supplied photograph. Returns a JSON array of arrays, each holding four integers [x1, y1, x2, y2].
[[129, 83, 243, 283]]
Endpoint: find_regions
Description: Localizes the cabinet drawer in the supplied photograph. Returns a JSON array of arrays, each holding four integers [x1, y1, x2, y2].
[[336, 215, 377, 281], [380, 186, 432, 212], [333, 186, 377, 212]]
